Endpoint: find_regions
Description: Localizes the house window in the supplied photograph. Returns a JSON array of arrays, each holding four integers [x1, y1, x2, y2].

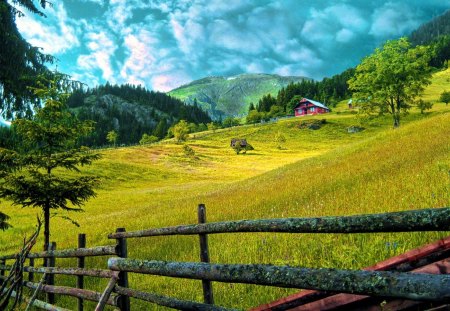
[[310, 107, 315, 112]]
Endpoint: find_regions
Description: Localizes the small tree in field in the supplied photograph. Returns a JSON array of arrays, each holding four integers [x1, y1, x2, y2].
[[416, 99, 433, 114], [172, 120, 190, 143], [0, 75, 100, 255], [0, 212, 10, 231], [275, 131, 286, 149], [107, 130, 118, 147], [348, 38, 431, 128], [440, 90, 450, 106], [139, 133, 158, 145]]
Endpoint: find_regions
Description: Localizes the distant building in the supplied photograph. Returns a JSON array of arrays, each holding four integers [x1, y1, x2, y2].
[[348, 99, 353, 109], [294, 98, 330, 116]]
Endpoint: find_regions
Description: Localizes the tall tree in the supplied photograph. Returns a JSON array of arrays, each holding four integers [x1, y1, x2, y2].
[[0, 75, 100, 254], [348, 38, 431, 128], [0, 0, 54, 118]]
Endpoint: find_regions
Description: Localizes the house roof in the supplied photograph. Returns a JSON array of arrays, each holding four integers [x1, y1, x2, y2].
[[295, 98, 329, 110]]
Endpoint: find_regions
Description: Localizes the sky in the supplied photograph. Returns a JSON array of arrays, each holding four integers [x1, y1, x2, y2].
[[16, 0, 450, 92]]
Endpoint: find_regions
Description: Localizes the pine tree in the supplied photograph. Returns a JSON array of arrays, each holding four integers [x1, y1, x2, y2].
[[0, 0, 54, 118], [0, 75, 101, 254]]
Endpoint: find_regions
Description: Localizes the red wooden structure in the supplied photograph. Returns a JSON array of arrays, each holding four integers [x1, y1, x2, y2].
[[252, 235, 450, 311], [294, 98, 329, 116]]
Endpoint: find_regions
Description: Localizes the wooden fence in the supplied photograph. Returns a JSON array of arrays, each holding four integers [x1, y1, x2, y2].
[[0, 205, 449, 310]]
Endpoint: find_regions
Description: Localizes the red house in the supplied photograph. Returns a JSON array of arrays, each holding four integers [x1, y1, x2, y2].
[[294, 98, 329, 116]]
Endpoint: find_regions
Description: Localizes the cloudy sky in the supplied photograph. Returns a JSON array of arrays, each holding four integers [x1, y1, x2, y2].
[[17, 0, 450, 92]]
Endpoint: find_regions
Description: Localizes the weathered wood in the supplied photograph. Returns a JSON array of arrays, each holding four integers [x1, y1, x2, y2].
[[114, 285, 237, 311], [198, 204, 214, 305], [24, 281, 118, 306], [108, 258, 450, 302], [95, 272, 119, 311], [28, 258, 34, 282], [25, 272, 47, 311], [0, 245, 117, 260], [2, 288, 70, 311], [77, 233, 86, 311], [0, 260, 4, 285], [47, 242, 56, 304], [108, 207, 450, 239], [115, 227, 130, 311], [0, 265, 116, 278]]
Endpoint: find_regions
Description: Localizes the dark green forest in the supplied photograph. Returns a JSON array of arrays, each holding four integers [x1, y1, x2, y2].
[[66, 83, 211, 146]]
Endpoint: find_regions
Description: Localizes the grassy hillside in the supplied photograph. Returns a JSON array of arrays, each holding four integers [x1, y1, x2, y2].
[[0, 71, 449, 310], [168, 73, 309, 119]]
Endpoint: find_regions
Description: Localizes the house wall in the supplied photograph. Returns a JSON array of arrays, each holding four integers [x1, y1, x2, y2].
[[294, 103, 328, 116]]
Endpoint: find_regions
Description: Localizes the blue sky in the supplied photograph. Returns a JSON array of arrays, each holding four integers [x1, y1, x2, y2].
[[16, 0, 450, 92]]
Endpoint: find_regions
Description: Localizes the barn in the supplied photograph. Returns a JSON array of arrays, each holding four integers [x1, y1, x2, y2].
[[294, 98, 330, 116]]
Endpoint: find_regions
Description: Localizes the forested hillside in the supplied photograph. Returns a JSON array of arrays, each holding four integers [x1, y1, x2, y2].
[[169, 73, 309, 119], [67, 83, 211, 146]]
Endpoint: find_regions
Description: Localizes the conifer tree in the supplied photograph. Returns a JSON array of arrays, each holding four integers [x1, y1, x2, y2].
[[0, 0, 54, 118], [0, 75, 100, 254]]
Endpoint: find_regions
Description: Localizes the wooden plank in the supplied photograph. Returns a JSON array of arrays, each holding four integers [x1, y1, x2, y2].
[[108, 207, 450, 239], [0, 245, 116, 260], [0, 265, 116, 278], [77, 233, 86, 311], [95, 272, 119, 311], [114, 285, 237, 311], [108, 258, 450, 301], [24, 281, 118, 306], [251, 235, 450, 311]]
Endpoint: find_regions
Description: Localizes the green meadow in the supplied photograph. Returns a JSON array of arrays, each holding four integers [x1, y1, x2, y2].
[[0, 69, 449, 310]]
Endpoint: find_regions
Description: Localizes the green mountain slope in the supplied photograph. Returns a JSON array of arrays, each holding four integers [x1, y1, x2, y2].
[[168, 73, 309, 119]]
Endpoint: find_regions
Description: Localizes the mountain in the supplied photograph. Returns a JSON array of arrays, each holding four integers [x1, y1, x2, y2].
[[168, 73, 310, 119], [67, 83, 211, 147], [410, 10, 450, 45]]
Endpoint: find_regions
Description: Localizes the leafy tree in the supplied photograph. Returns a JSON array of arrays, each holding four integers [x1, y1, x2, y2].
[[246, 110, 262, 124], [207, 122, 218, 133], [223, 117, 240, 128], [197, 123, 207, 132], [0, 212, 11, 231], [0, 75, 100, 253], [0, 0, 54, 118], [139, 134, 158, 145], [248, 102, 255, 112], [172, 120, 190, 143], [440, 90, 450, 105], [348, 38, 431, 128], [106, 130, 118, 147], [416, 99, 433, 114]]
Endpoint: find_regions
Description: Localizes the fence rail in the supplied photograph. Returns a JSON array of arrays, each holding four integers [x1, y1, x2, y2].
[[1, 205, 449, 310], [108, 258, 450, 302], [108, 207, 450, 239]]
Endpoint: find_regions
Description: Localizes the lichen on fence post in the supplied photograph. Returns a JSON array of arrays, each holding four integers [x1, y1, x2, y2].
[[198, 204, 214, 305], [47, 242, 56, 304], [115, 228, 130, 311]]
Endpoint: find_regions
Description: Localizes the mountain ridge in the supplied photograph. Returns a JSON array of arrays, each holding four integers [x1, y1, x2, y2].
[[168, 73, 310, 119]]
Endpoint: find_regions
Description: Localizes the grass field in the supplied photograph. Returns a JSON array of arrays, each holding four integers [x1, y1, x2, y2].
[[0, 69, 449, 310]]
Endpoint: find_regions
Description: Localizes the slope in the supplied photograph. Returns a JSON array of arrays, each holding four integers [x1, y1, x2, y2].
[[168, 73, 309, 119]]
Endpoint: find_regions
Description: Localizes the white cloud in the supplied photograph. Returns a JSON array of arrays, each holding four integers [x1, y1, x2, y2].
[[370, 2, 421, 38], [16, 2, 80, 54], [77, 31, 116, 81]]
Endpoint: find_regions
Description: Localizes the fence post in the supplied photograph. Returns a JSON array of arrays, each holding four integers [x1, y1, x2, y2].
[[28, 258, 34, 282], [116, 228, 130, 311], [0, 259, 5, 285], [198, 204, 214, 304], [47, 242, 56, 304], [77, 233, 86, 311]]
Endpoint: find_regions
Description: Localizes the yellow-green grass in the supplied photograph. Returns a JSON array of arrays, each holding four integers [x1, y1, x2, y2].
[[0, 73, 449, 309]]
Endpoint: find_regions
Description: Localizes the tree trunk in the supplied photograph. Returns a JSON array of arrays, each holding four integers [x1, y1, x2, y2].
[[43, 205, 50, 267]]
